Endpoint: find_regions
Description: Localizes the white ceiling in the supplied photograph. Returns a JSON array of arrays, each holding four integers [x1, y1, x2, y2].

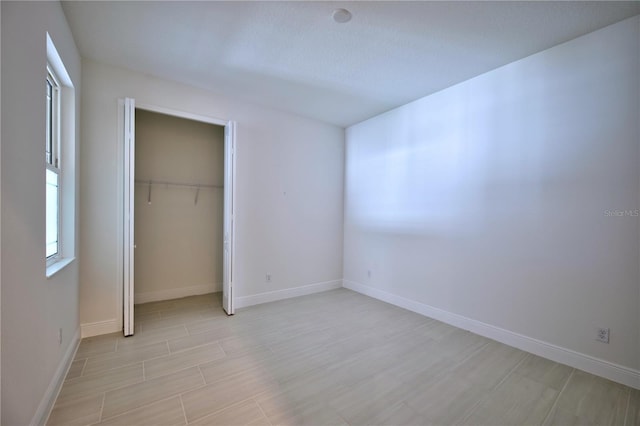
[[61, 1, 639, 127]]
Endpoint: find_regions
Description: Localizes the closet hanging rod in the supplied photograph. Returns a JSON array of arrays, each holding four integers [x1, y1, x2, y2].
[[135, 179, 222, 189]]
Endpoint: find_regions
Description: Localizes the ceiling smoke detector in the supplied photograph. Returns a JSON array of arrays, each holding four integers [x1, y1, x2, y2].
[[332, 8, 352, 23]]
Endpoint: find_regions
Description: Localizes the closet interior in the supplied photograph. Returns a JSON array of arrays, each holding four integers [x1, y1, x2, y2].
[[134, 109, 225, 306]]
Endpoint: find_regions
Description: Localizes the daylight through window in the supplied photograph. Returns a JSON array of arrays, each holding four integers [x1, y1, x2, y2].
[[46, 68, 61, 260]]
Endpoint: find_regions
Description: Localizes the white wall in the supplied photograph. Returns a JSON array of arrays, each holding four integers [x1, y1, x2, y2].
[[1, 2, 81, 425], [134, 110, 224, 302], [80, 59, 344, 333], [344, 16, 639, 381], [0, 2, 3, 421]]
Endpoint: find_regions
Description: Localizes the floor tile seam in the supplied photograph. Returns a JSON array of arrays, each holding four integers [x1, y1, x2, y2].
[[75, 349, 115, 361], [279, 344, 337, 364], [179, 324, 189, 340], [623, 389, 631, 426], [196, 364, 208, 386], [123, 364, 208, 388], [179, 394, 189, 426], [99, 371, 207, 420], [157, 313, 207, 322], [96, 392, 106, 425], [201, 363, 280, 388], [171, 317, 223, 328], [145, 352, 226, 379], [57, 374, 147, 406], [129, 339, 174, 359], [252, 397, 274, 426], [184, 395, 260, 424], [99, 394, 182, 424], [137, 321, 187, 332], [266, 327, 332, 346], [76, 358, 88, 379], [117, 335, 185, 352], [168, 340, 226, 358], [114, 335, 175, 351], [541, 367, 575, 425], [140, 315, 217, 331], [185, 325, 232, 338], [272, 362, 335, 388], [186, 322, 213, 337], [175, 327, 230, 340], [47, 391, 103, 424], [220, 325, 282, 339], [458, 352, 532, 424], [85, 350, 172, 377], [254, 398, 285, 426], [88, 342, 167, 360], [158, 306, 218, 316], [272, 365, 344, 387], [217, 339, 230, 357], [222, 346, 274, 360], [59, 363, 144, 390], [376, 323, 433, 343], [446, 337, 492, 366], [267, 339, 336, 358], [197, 359, 267, 386], [244, 376, 284, 403]]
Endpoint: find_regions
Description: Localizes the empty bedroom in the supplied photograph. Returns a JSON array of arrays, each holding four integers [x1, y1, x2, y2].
[[1, 1, 639, 425]]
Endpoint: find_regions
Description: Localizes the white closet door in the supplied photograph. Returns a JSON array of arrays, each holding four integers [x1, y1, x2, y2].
[[222, 121, 236, 315], [123, 98, 136, 336]]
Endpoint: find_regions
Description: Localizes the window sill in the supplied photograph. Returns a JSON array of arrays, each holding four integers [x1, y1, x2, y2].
[[46, 257, 75, 278]]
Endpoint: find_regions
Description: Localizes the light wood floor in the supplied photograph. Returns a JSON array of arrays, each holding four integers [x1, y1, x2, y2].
[[48, 289, 639, 426]]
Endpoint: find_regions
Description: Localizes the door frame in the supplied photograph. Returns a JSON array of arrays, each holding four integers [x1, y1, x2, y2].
[[118, 99, 236, 336]]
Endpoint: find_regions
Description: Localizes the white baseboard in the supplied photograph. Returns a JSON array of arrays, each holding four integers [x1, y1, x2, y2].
[[33, 327, 80, 426], [236, 279, 343, 309], [135, 283, 221, 304], [343, 280, 640, 390], [81, 318, 120, 338]]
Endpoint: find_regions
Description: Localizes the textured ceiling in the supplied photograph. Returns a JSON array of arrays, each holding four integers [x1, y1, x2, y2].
[[61, 1, 639, 127]]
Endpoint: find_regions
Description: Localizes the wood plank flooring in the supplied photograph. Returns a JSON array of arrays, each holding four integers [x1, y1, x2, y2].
[[47, 289, 639, 425]]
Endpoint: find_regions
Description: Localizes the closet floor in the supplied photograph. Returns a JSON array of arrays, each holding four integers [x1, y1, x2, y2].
[[48, 289, 638, 425]]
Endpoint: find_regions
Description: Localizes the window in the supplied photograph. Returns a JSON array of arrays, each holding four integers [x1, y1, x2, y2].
[[46, 68, 61, 261], [46, 33, 76, 276]]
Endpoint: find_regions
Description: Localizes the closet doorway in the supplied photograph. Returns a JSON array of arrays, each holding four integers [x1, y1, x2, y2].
[[121, 99, 236, 336]]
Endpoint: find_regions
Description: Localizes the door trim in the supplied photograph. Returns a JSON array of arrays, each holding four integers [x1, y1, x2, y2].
[[123, 98, 135, 336], [223, 121, 236, 315], [118, 99, 236, 335]]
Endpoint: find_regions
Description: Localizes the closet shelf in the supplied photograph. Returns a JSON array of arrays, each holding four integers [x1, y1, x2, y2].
[[135, 179, 222, 189]]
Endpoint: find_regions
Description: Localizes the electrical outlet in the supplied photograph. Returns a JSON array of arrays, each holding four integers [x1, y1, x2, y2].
[[58, 328, 63, 345], [596, 327, 609, 343], [266, 273, 271, 283]]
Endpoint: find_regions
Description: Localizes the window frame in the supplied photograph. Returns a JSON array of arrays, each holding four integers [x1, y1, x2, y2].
[[46, 65, 62, 266], [45, 32, 76, 278]]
